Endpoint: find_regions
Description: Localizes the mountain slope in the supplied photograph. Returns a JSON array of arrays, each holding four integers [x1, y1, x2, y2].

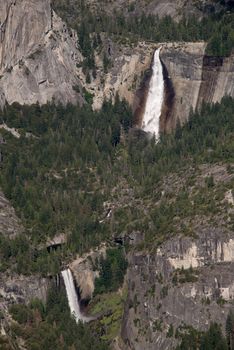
[[0, 1, 234, 350]]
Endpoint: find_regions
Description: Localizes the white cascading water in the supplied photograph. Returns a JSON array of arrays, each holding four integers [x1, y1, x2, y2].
[[142, 47, 164, 139], [61, 268, 90, 323]]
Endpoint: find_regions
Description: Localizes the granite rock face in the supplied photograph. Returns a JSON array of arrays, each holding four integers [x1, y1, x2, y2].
[[133, 43, 234, 131], [0, 190, 22, 238], [0, 271, 50, 346], [160, 44, 234, 130], [117, 164, 234, 350], [70, 245, 107, 303], [0, 0, 83, 107], [0, 0, 233, 133], [160, 42, 206, 131], [121, 229, 234, 350], [92, 42, 154, 111], [197, 54, 234, 106], [0, 273, 49, 307], [0, 0, 149, 110]]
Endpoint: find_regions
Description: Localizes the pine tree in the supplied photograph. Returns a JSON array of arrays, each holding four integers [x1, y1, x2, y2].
[[226, 310, 234, 350]]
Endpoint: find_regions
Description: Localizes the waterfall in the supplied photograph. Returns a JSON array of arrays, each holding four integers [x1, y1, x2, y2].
[[142, 47, 164, 139], [61, 268, 90, 323]]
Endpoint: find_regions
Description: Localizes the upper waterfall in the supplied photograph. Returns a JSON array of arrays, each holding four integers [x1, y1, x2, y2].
[[142, 47, 164, 139], [61, 268, 90, 323]]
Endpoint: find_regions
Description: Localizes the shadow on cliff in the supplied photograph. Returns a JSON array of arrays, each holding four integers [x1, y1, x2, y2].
[[132, 51, 175, 135]]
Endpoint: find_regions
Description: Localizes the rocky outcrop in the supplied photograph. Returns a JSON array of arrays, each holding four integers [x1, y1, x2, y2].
[[0, 0, 153, 110], [0, 0, 233, 131], [0, 188, 51, 327], [0, 0, 83, 107], [161, 45, 234, 131], [70, 244, 106, 303], [134, 42, 234, 132], [0, 271, 51, 348], [197, 54, 234, 107], [121, 228, 234, 350], [0, 190, 22, 238], [145, 0, 231, 19], [118, 164, 234, 350], [0, 273, 49, 306], [160, 42, 206, 131], [91, 42, 154, 111]]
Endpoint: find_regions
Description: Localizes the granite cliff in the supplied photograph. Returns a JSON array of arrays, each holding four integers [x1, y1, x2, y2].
[[0, 0, 83, 106], [0, 0, 233, 132], [160, 43, 234, 131], [0, 1, 233, 349], [122, 230, 234, 349], [117, 164, 234, 349]]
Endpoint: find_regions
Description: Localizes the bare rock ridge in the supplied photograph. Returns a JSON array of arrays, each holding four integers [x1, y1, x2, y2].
[[0, 0, 83, 107]]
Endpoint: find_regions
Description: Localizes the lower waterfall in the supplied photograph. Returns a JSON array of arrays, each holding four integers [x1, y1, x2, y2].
[[61, 268, 90, 323], [142, 47, 164, 139]]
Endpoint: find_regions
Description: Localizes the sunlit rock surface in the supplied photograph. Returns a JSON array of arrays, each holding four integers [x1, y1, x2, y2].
[[0, 0, 83, 107], [121, 228, 234, 350]]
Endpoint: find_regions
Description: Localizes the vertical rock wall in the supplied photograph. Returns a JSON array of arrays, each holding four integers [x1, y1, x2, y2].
[[0, 0, 51, 73], [0, 0, 84, 107], [139, 43, 234, 133], [160, 42, 206, 131], [162, 44, 234, 131], [121, 231, 234, 350]]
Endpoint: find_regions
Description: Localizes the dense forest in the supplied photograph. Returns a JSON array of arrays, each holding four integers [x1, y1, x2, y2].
[[94, 248, 128, 295], [53, 0, 234, 59], [0, 1, 233, 349], [0, 89, 233, 350], [0, 288, 234, 350], [176, 312, 234, 350], [0, 96, 234, 275], [6, 286, 108, 350], [0, 99, 132, 275], [3, 288, 233, 350]]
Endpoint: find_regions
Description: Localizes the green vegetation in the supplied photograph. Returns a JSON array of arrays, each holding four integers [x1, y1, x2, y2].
[[53, 1, 234, 58], [226, 310, 234, 350], [8, 285, 127, 348], [89, 289, 127, 342], [200, 323, 228, 350], [176, 312, 234, 349], [0, 335, 12, 350], [0, 2, 233, 348], [94, 248, 128, 295], [9, 287, 108, 350], [0, 96, 233, 347], [0, 97, 233, 275], [176, 322, 230, 350], [172, 267, 199, 285], [0, 99, 132, 275]]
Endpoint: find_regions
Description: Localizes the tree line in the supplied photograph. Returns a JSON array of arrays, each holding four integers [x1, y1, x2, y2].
[[0, 97, 233, 275]]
